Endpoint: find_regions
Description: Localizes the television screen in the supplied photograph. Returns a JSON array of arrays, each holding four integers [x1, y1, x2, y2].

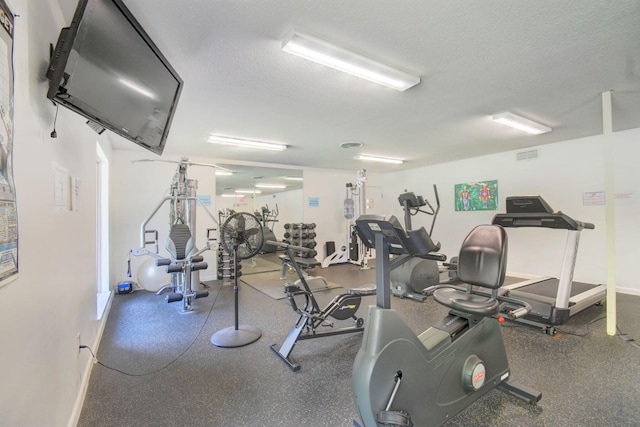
[[46, 0, 182, 155]]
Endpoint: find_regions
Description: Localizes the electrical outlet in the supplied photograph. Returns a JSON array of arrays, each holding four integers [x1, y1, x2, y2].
[[77, 333, 81, 356]]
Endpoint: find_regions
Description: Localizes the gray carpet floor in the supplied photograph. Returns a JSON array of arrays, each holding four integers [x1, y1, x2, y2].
[[78, 260, 640, 427]]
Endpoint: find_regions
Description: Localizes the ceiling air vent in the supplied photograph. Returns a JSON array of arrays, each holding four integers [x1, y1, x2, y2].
[[516, 149, 539, 161]]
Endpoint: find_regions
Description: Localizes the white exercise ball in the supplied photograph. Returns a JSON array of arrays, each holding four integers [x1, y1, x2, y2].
[[137, 258, 171, 292]]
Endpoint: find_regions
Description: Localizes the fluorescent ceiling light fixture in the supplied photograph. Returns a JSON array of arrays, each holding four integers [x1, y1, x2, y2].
[[222, 194, 241, 198], [282, 28, 420, 91], [355, 154, 403, 164], [235, 189, 262, 194], [492, 112, 552, 135], [255, 184, 287, 189], [207, 135, 287, 151], [118, 78, 156, 99], [215, 170, 233, 176], [285, 176, 303, 181]]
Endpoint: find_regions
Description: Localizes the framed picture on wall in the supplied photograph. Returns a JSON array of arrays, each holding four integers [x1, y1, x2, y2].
[[454, 180, 499, 211], [0, 0, 17, 286]]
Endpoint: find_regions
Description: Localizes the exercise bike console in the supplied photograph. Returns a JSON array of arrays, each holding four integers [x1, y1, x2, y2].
[[352, 215, 541, 427]]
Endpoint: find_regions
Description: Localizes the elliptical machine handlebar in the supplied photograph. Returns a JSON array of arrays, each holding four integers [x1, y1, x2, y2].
[[398, 184, 440, 236]]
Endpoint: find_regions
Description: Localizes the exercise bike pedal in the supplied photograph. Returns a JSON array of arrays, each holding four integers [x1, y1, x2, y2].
[[376, 410, 413, 427]]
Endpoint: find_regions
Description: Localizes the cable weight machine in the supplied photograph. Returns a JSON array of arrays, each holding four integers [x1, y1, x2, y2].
[[322, 169, 372, 269], [130, 157, 222, 311]]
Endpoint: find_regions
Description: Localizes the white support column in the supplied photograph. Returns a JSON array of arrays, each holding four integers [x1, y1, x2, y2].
[[602, 90, 616, 336]]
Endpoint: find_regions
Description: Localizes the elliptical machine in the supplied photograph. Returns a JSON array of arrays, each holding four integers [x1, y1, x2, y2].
[[352, 215, 540, 427], [391, 186, 458, 302], [255, 204, 279, 254]]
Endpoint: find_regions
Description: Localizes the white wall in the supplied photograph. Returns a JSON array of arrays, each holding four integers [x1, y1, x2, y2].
[[302, 167, 383, 259], [0, 1, 113, 426], [382, 129, 640, 295]]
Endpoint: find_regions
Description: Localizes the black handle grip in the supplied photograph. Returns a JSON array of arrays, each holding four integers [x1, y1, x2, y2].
[[156, 258, 171, 266]]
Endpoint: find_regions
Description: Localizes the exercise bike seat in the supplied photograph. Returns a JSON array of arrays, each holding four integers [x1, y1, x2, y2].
[[433, 225, 507, 317]]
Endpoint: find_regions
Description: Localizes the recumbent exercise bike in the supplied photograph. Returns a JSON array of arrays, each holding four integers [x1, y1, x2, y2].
[[269, 240, 375, 371], [352, 214, 541, 427]]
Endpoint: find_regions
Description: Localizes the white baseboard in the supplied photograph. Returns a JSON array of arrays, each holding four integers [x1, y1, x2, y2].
[[617, 287, 640, 296]]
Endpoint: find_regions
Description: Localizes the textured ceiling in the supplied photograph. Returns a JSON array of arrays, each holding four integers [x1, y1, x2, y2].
[[59, 0, 640, 174]]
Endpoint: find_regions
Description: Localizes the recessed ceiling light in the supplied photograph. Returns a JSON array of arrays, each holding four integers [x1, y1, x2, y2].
[[285, 176, 303, 181]]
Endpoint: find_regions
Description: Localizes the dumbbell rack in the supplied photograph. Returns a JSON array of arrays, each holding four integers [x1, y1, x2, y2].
[[282, 223, 318, 259]]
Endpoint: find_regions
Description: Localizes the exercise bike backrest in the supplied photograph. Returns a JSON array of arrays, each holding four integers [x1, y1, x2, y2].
[[456, 225, 507, 291], [429, 225, 508, 317]]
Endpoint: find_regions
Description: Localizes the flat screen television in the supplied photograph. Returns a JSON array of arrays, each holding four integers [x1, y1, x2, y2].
[[46, 0, 183, 155]]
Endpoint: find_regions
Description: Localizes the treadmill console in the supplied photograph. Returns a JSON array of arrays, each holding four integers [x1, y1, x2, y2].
[[493, 196, 592, 230], [505, 196, 553, 214]]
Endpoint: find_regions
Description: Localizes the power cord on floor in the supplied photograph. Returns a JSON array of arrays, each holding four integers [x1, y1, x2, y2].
[[554, 314, 606, 337], [79, 286, 222, 376], [616, 326, 640, 349], [501, 313, 639, 346]]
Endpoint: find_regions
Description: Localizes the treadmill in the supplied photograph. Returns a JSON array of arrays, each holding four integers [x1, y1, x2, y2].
[[492, 196, 605, 331]]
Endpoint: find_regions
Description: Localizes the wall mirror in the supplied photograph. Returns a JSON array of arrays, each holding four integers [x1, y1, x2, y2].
[[215, 164, 304, 247]]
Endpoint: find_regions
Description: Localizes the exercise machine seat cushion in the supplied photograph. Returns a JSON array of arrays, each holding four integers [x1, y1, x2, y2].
[[166, 224, 194, 260], [433, 225, 507, 316], [457, 224, 507, 289]]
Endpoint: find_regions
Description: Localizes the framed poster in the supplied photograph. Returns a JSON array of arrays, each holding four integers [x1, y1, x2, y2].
[[0, 0, 16, 286], [454, 180, 498, 211]]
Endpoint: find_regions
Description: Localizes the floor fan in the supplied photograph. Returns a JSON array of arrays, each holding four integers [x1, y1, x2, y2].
[[211, 212, 264, 347]]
